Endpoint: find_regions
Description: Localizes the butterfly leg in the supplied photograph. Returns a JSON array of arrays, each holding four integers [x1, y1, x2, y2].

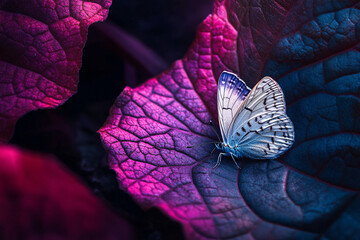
[[230, 153, 241, 169], [210, 147, 217, 158], [213, 153, 224, 169]]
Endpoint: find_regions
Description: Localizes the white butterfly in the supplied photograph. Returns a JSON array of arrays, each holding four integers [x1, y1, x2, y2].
[[214, 71, 295, 168]]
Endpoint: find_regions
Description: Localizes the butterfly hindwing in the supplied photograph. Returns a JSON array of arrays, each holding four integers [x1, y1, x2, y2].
[[229, 112, 294, 159], [227, 77, 286, 138], [227, 76, 294, 159], [217, 71, 250, 142]]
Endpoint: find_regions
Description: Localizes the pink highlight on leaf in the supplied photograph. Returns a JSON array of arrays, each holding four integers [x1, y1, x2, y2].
[[0, 0, 112, 142], [183, 14, 239, 119], [0, 145, 135, 239]]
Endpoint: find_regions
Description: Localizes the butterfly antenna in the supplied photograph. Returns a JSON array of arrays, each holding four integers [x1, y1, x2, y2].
[[186, 120, 221, 148], [209, 120, 221, 141], [186, 141, 218, 148]]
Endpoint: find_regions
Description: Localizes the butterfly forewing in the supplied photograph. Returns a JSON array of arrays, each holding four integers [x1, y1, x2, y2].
[[217, 71, 250, 142]]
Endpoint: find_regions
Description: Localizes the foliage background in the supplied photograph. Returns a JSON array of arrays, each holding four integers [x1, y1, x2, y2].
[[9, 0, 214, 238]]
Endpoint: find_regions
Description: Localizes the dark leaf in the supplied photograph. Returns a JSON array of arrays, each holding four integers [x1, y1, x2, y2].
[[92, 21, 168, 77], [0, 145, 135, 239]]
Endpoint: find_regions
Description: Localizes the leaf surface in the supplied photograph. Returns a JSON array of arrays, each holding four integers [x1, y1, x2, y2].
[[0, 145, 135, 239], [0, 0, 111, 142], [99, 0, 360, 239]]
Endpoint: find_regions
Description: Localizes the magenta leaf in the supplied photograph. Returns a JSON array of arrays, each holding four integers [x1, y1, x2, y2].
[[0, 0, 111, 142], [0, 145, 135, 239], [99, 0, 360, 239]]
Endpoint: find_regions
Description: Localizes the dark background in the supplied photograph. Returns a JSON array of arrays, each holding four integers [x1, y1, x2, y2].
[[10, 1, 214, 239]]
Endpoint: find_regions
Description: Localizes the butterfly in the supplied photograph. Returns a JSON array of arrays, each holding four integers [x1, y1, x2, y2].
[[214, 71, 295, 168]]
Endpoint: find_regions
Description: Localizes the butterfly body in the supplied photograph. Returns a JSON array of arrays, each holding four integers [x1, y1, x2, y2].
[[215, 142, 241, 158], [215, 71, 295, 168]]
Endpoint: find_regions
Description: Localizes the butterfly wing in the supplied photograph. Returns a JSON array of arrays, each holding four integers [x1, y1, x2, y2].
[[228, 76, 294, 159], [230, 112, 294, 159], [217, 71, 250, 142]]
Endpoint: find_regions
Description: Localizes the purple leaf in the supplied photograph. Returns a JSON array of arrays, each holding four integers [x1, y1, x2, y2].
[[99, 0, 360, 239], [0, 0, 112, 142], [0, 145, 135, 239]]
